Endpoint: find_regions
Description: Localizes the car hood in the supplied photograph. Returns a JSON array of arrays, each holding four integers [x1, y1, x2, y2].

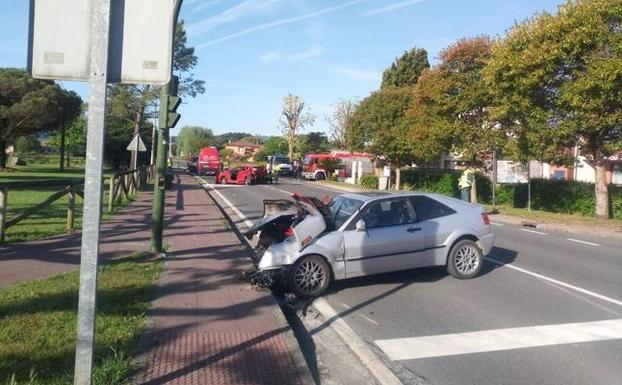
[[245, 195, 328, 249]]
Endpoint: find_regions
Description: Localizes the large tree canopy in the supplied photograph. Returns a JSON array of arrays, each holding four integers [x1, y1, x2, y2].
[[0, 68, 82, 168], [381, 47, 430, 89], [484, 0, 622, 218], [178, 126, 215, 157], [348, 87, 415, 189]]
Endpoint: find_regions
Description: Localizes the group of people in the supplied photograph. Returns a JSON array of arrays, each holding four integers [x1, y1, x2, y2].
[[267, 159, 304, 184]]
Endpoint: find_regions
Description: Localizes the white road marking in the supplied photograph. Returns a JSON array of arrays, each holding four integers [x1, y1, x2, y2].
[[375, 318, 622, 361], [199, 179, 253, 229], [268, 186, 294, 196], [567, 238, 600, 247], [490, 222, 504, 226], [520, 228, 548, 235], [486, 256, 622, 307], [313, 298, 403, 385], [340, 303, 352, 310], [359, 314, 380, 326]]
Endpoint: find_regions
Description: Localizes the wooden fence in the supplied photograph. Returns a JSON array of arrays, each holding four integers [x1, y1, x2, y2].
[[0, 165, 154, 243], [0, 179, 84, 242], [107, 165, 154, 213]]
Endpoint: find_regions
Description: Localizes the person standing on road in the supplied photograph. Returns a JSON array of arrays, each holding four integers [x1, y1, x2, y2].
[[273, 163, 281, 184], [459, 167, 474, 202], [296, 160, 304, 181]]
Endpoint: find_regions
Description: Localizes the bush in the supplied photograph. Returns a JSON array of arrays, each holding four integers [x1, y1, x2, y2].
[[359, 175, 379, 189], [401, 168, 460, 197], [14, 136, 41, 155]]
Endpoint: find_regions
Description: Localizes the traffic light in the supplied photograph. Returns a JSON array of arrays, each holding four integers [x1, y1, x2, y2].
[[160, 75, 181, 129], [166, 95, 181, 128]]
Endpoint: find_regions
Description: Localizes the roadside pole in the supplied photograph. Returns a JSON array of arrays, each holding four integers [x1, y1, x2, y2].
[[73, 0, 111, 383], [150, 83, 171, 253], [150, 0, 183, 254]]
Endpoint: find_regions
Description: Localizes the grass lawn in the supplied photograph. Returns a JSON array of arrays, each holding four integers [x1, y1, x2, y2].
[[0, 166, 136, 243], [0, 253, 162, 385]]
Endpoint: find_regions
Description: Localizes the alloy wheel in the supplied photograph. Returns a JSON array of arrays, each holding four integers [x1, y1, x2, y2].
[[294, 259, 326, 295], [454, 244, 481, 275]]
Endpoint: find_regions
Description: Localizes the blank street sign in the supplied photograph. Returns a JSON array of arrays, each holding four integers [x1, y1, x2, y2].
[[28, 0, 175, 85]]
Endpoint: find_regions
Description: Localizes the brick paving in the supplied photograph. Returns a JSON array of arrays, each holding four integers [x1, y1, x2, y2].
[[137, 174, 309, 385]]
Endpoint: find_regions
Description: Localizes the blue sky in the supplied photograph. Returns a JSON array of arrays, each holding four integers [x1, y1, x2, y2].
[[1, 0, 561, 137]]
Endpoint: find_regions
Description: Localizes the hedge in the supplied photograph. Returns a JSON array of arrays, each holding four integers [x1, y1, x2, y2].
[[359, 175, 379, 189], [399, 168, 622, 219]]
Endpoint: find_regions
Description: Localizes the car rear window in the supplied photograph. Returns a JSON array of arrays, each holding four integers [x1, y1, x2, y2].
[[409, 195, 457, 221]]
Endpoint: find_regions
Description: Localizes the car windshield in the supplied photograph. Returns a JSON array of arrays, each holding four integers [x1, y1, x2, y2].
[[328, 196, 363, 229]]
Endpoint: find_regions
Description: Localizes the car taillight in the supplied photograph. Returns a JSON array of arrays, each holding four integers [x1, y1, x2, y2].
[[481, 212, 490, 226]]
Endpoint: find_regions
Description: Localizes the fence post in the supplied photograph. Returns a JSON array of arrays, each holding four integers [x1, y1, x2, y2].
[[129, 171, 135, 197], [108, 176, 115, 212], [0, 187, 7, 243], [67, 184, 76, 230]]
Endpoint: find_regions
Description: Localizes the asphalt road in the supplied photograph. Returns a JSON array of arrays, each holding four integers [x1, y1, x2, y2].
[[198, 176, 622, 385]]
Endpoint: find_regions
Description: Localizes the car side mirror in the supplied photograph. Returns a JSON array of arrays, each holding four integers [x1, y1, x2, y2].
[[355, 219, 367, 232]]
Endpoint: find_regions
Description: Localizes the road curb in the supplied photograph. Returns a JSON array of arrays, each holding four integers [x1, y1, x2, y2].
[[196, 176, 404, 385]]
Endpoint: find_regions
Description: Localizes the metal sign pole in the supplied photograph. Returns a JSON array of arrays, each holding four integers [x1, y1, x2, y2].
[[73, 0, 111, 384]]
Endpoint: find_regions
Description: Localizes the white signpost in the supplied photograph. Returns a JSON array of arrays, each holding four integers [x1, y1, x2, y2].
[[28, 1, 181, 384], [28, 0, 176, 85]]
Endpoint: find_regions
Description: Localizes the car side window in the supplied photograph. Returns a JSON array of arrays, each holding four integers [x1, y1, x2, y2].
[[362, 199, 416, 229], [409, 196, 457, 221]]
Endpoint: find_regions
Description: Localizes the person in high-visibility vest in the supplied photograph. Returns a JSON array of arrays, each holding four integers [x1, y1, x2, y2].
[[273, 163, 281, 184], [459, 168, 474, 202]]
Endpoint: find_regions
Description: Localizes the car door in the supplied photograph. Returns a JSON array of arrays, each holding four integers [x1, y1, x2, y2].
[[408, 195, 458, 264], [342, 198, 424, 278]]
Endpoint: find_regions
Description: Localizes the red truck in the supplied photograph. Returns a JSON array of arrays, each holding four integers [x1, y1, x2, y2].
[[302, 152, 372, 181], [196, 147, 221, 175], [217, 165, 269, 185]]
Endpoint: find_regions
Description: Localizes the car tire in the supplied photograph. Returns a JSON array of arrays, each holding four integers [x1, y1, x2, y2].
[[245, 177, 252, 186], [289, 255, 331, 299], [220, 177, 227, 185], [447, 239, 483, 279], [315, 172, 326, 181]]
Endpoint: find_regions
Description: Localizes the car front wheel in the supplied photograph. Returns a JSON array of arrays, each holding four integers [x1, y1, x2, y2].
[[289, 255, 331, 299], [447, 239, 483, 279]]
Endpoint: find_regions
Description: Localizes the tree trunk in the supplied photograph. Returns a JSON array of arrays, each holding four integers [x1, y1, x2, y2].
[[0, 138, 6, 169], [66, 151, 70, 168], [470, 175, 478, 204], [288, 139, 293, 161], [595, 162, 610, 219], [59, 126, 66, 171], [395, 167, 401, 191]]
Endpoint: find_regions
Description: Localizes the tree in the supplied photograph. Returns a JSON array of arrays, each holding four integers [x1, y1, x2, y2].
[[297, 132, 330, 156], [348, 87, 415, 190], [0, 68, 81, 169], [263, 136, 288, 156], [409, 36, 499, 202], [49, 106, 87, 168], [54, 91, 82, 170], [214, 132, 249, 148], [484, 0, 622, 218], [178, 126, 215, 157], [381, 47, 430, 89], [327, 99, 356, 150], [219, 148, 234, 166], [14, 135, 41, 155], [279, 94, 315, 160]]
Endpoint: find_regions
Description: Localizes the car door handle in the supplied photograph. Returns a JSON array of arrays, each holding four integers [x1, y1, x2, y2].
[[406, 226, 422, 232]]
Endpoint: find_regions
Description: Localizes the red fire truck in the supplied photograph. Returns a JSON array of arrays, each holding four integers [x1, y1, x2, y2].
[[302, 152, 372, 181], [196, 147, 221, 175]]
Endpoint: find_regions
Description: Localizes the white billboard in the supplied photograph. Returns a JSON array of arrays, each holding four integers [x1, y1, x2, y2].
[[496, 160, 528, 184], [28, 0, 176, 85]]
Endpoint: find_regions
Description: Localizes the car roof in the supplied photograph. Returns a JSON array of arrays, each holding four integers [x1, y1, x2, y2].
[[338, 190, 441, 202]]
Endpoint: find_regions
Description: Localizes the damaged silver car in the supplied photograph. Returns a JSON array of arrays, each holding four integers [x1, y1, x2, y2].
[[245, 192, 495, 298]]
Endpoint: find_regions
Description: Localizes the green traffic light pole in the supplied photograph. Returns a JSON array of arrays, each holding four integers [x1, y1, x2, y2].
[[151, 0, 183, 254]]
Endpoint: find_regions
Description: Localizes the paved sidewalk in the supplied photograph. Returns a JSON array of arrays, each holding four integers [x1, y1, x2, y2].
[[0, 188, 163, 287], [137, 174, 310, 385]]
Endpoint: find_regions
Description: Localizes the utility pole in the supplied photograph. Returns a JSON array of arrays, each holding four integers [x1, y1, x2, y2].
[[74, 0, 111, 383]]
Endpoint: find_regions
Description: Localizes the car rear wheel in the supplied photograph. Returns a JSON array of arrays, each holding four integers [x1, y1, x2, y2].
[[315, 172, 326, 181], [447, 239, 483, 279], [289, 255, 331, 298]]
